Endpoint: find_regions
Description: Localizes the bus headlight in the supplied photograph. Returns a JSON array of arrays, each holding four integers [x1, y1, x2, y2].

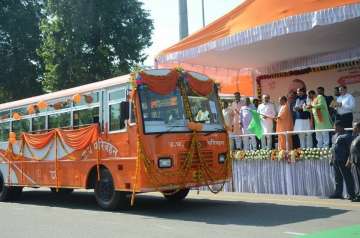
[[158, 157, 172, 168], [218, 154, 226, 164]]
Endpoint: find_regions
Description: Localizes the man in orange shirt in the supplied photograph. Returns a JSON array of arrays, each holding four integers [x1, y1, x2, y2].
[[276, 96, 293, 150]]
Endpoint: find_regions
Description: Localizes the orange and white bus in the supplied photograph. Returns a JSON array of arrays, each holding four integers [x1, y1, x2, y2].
[[0, 69, 231, 210]]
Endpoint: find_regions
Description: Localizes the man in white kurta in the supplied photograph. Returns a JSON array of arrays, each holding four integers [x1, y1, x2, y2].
[[257, 94, 276, 149], [231, 92, 244, 149]]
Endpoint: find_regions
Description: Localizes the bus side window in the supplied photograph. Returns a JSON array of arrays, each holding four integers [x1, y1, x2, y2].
[[109, 101, 129, 131], [0, 122, 10, 142], [73, 107, 99, 127], [12, 119, 30, 139], [48, 112, 71, 129], [32, 116, 46, 132]]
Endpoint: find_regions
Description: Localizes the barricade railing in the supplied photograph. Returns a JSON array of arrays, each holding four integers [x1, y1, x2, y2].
[[229, 128, 353, 152]]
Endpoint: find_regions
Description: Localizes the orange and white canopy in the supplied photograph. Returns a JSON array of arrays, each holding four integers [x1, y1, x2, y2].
[[157, 0, 360, 95]]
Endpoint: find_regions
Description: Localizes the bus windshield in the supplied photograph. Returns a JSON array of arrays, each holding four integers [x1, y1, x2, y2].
[[138, 85, 190, 133], [139, 83, 224, 134]]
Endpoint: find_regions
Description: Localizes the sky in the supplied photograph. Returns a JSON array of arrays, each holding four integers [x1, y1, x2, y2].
[[140, 0, 243, 66]]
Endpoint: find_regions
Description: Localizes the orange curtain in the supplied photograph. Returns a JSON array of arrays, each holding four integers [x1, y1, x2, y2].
[[22, 131, 56, 149], [57, 124, 99, 150], [139, 70, 179, 95], [185, 72, 214, 96]]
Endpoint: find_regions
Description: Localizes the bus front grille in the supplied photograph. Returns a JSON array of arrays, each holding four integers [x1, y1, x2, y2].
[[178, 150, 213, 168]]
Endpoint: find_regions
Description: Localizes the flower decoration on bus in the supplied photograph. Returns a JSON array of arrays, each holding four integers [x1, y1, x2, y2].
[[12, 112, 21, 120], [37, 100, 48, 110], [84, 95, 93, 104], [27, 105, 35, 114], [8, 132, 17, 145], [52, 102, 63, 110], [72, 93, 81, 104], [135, 74, 143, 86]]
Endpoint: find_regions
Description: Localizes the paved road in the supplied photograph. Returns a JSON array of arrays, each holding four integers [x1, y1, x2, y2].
[[0, 189, 359, 238]]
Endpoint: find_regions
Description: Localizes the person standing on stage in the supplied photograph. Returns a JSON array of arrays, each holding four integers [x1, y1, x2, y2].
[[329, 121, 356, 200], [257, 94, 276, 149], [240, 97, 256, 151], [276, 96, 293, 150], [334, 85, 355, 128], [231, 92, 244, 149], [305, 90, 332, 148], [317, 86, 334, 120], [347, 121, 360, 202], [294, 87, 313, 148]]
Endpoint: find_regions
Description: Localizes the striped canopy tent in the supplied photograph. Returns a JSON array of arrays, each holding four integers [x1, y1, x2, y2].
[[156, 0, 360, 96]]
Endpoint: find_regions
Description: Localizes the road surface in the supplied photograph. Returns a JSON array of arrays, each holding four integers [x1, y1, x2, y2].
[[0, 189, 359, 238]]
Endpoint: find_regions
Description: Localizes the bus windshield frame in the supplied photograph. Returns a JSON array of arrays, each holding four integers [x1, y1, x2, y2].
[[138, 82, 225, 134]]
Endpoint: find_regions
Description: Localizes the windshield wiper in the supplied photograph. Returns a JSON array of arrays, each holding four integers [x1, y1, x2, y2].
[[155, 125, 187, 137], [204, 128, 225, 136]]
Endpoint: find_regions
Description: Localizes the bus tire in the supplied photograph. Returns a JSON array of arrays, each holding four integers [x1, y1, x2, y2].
[[9, 186, 23, 200], [94, 168, 123, 210], [163, 188, 190, 201], [50, 188, 74, 195], [0, 173, 11, 202]]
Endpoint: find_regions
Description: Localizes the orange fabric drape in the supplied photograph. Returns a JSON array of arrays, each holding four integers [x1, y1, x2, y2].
[[57, 124, 99, 150], [159, 62, 254, 95], [139, 70, 179, 95], [22, 131, 56, 149], [186, 72, 214, 96]]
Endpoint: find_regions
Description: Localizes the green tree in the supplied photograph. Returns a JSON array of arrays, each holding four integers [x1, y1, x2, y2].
[[0, 1, 43, 103], [39, 0, 153, 91]]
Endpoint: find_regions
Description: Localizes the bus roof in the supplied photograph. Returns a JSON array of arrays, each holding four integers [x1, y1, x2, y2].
[[0, 74, 130, 111]]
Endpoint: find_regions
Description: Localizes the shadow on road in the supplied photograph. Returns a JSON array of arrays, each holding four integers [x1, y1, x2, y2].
[[9, 190, 348, 227]]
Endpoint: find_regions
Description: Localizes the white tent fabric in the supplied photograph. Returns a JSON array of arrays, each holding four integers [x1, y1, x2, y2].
[[158, 3, 360, 74], [209, 160, 360, 197]]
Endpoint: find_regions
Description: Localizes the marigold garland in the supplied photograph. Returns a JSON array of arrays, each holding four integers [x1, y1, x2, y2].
[[232, 148, 332, 162]]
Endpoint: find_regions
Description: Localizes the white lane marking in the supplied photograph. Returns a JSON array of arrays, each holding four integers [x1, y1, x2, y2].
[[284, 231, 306, 236]]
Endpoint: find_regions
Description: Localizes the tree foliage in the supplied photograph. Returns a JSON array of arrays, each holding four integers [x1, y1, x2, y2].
[[39, 0, 153, 91], [0, 0, 43, 103]]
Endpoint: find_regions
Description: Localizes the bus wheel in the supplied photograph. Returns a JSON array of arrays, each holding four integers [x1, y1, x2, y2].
[[0, 174, 23, 201], [95, 168, 123, 210], [163, 188, 190, 201], [50, 188, 74, 195], [9, 187, 23, 200], [0, 173, 11, 201]]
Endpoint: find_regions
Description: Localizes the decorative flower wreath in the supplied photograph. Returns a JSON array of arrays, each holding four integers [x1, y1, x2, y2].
[[232, 148, 332, 163]]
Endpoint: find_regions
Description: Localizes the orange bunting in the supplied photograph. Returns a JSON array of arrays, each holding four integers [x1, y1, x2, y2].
[[9, 132, 17, 144], [72, 93, 81, 104], [186, 72, 214, 96], [12, 112, 21, 120], [22, 130, 56, 149], [37, 100, 48, 110], [139, 69, 179, 95], [53, 102, 63, 110], [57, 124, 99, 150], [21, 124, 99, 151], [84, 95, 93, 104], [27, 105, 35, 114]]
